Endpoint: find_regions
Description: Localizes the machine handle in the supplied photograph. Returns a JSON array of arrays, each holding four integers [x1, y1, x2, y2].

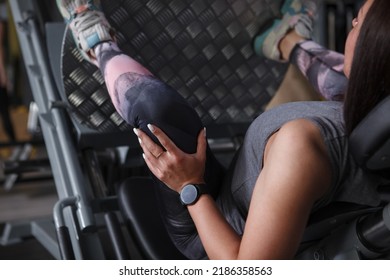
[[56, 226, 76, 260]]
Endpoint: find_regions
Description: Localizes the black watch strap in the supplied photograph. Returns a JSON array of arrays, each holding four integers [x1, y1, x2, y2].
[[179, 183, 208, 206], [195, 183, 208, 195]]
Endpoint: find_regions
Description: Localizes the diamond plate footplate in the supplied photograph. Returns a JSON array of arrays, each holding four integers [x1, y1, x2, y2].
[[61, 0, 288, 132]]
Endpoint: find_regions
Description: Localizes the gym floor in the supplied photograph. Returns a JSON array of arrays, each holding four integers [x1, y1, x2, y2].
[[0, 106, 57, 260]]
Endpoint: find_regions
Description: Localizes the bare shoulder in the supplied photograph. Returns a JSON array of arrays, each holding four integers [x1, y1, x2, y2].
[[263, 118, 332, 199], [279, 118, 323, 138], [267, 118, 327, 155], [242, 119, 333, 258]]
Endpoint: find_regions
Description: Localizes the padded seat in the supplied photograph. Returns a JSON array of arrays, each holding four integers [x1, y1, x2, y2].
[[118, 177, 187, 259]]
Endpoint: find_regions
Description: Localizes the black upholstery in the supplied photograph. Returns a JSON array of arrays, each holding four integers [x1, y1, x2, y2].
[[118, 177, 187, 259], [349, 95, 390, 172]]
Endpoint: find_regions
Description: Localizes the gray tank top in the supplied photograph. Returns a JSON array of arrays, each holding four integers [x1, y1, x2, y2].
[[218, 101, 383, 235]]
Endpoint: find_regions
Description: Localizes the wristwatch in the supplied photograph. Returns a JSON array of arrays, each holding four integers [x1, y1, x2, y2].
[[179, 184, 208, 206]]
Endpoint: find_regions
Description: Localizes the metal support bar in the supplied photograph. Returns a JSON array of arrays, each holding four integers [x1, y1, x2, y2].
[[31, 219, 61, 259], [104, 212, 130, 260], [3, 159, 51, 175], [0, 222, 32, 246], [3, 144, 32, 191], [9, 0, 106, 259]]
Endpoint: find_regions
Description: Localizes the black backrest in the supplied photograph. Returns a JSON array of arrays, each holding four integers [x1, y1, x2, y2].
[[349, 95, 390, 173], [61, 0, 288, 133]]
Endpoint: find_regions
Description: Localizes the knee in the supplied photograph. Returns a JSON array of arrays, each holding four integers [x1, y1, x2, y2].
[[116, 75, 203, 152], [118, 75, 201, 130], [115, 75, 176, 124]]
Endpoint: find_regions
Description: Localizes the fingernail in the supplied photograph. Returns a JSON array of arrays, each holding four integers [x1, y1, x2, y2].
[[142, 153, 146, 160], [147, 124, 155, 133], [133, 128, 139, 136], [204, 127, 207, 137], [138, 138, 142, 144]]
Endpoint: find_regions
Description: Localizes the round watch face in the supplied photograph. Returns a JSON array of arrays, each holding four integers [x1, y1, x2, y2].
[[180, 184, 198, 205]]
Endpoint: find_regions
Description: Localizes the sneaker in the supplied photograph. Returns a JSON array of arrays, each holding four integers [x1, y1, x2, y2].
[[254, 0, 317, 61], [57, 0, 114, 63]]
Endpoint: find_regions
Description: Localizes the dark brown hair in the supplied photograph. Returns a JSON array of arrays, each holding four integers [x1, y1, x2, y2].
[[344, 0, 390, 134]]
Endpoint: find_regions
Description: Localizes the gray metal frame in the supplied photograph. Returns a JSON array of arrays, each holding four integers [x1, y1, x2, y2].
[[9, 0, 106, 259]]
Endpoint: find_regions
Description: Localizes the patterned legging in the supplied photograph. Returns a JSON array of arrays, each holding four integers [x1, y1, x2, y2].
[[290, 40, 347, 101], [93, 39, 348, 259]]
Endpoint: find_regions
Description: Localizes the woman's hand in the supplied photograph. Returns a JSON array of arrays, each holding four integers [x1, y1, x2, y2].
[[134, 124, 207, 193]]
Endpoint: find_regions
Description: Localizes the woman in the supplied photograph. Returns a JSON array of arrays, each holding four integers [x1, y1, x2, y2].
[[57, 0, 387, 259]]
